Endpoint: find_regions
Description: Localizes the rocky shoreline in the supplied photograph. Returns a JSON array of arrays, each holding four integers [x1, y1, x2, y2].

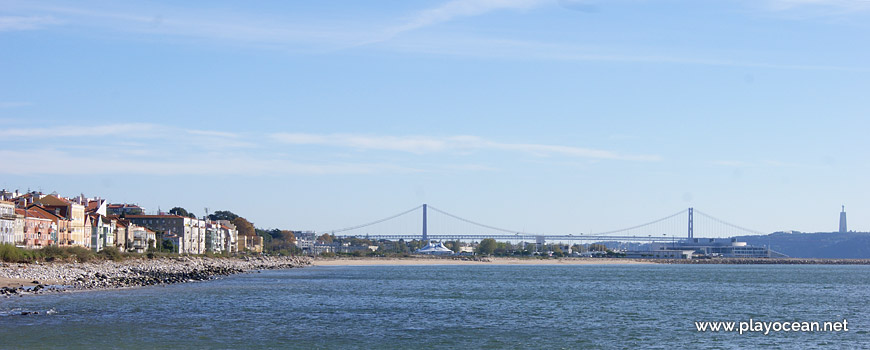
[[0, 256, 311, 297], [654, 258, 870, 265]]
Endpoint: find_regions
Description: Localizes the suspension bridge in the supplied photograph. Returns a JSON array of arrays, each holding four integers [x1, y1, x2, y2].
[[324, 204, 766, 243]]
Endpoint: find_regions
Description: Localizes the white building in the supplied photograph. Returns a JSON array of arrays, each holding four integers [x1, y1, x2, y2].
[[0, 201, 15, 245], [415, 241, 454, 255]]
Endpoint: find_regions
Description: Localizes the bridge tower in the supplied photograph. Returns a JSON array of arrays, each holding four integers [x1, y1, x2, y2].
[[688, 207, 693, 240], [422, 204, 428, 241]]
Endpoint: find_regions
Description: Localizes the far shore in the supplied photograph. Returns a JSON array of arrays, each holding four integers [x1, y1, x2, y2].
[[313, 257, 654, 266]]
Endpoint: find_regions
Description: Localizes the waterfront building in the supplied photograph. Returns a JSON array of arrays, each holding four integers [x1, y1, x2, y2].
[[624, 249, 695, 259], [140, 228, 156, 253], [294, 231, 317, 253], [205, 221, 224, 253], [16, 208, 55, 249], [310, 242, 334, 255], [218, 221, 238, 254], [192, 218, 206, 254], [162, 232, 181, 253], [238, 235, 264, 253], [0, 201, 16, 245], [112, 218, 131, 251], [87, 213, 116, 252], [107, 203, 145, 216], [33, 194, 87, 247], [661, 238, 786, 258], [27, 205, 71, 246], [414, 241, 454, 255], [13, 211, 24, 247], [125, 214, 206, 254]]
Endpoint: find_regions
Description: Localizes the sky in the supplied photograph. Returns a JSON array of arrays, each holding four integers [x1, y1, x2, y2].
[[1, 0, 869, 235]]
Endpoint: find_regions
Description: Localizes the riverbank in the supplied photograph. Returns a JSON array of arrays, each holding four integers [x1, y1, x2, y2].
[[313, 256, 870, 266], [314, 256, 654, 266], [0, 256, 311, 296], [656, 258, 870, 264]]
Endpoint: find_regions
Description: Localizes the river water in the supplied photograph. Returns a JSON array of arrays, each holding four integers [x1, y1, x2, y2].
[[2, 264, 869, 349]]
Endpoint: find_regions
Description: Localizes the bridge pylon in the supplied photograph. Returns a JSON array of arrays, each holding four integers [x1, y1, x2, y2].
[[689, 208, 695, 242], [422, 204, 428, 241]]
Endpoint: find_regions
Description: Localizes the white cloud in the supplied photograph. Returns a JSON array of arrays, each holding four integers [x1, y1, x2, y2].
[[351, 0, 547, 46], [764, 0, 870, 11], [0, 15, 60, 31], [712, 159, 807, 168], [383, 34, 870, 72], [271, 133, 451, 154], [0, 123, 158, 138], [388, 0, 546, 36], [271, 133, 660, 161], [3, 2, 370, 51], [0, 149, 418, 176], [0, 101, 33, 108], [186, 129, 240, 138]]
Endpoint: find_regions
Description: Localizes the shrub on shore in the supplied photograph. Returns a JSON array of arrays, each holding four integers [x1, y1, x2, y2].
[[0, 244, 103, 263], [1, 243, 31, 263], [97, 247, 123, 261]]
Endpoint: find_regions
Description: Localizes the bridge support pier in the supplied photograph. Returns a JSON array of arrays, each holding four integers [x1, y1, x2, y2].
[[689, 208, 709, 242], [422, 204, 428, 241]]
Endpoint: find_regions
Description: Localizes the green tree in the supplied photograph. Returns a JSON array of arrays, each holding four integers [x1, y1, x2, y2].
[[281, 230, 296, 244], [162, 239, 176, 252], [478, 238, 497, 255], [208, 210, 239, 221], [589, 243, 607, 252], [449, 241, 462, 253], [233, 217, 256, 237], [169, 207, 189, 217], [255, 229, 273, 244]]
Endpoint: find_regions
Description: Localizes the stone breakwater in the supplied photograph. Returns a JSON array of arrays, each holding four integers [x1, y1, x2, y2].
[[654, 258, 870, 265], [1, 256, 311, 297]]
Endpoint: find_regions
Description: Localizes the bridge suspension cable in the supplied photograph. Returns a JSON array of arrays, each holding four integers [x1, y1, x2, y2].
[[427, 205, 527, 235], [693, 209, 764, 235], [589, 209, 686, 236], [324, 205, 423, 234]]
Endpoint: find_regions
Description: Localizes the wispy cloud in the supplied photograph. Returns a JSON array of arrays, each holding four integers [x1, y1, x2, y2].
[[764, 0, 870, 12], [6, 1, 866, 72], [186, 129, 240, 138], [0, 123, 158, 138], [271, 133, 661, 161], [0, 149, 418, 176], [0, 15, 60, 31], [712, 159, 806, 168], [383, 34, 870, 72], [2, 2, 369, 51], [371, 0, 547, 43], [0, 101, 33, 108]]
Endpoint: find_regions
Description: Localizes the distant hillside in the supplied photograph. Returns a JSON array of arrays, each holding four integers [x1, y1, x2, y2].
[[735, 232, 870, 259]]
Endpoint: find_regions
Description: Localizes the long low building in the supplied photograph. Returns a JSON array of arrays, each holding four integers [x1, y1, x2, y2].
[[625, 249, 695, 259], [654, 238, 787, 258]]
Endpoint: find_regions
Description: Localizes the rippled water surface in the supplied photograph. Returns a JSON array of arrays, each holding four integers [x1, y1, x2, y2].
[[2, 264, 869, 349]]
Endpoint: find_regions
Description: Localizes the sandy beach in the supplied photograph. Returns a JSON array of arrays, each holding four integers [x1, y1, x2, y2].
[[313, 257, 654, 266], [0, 277, 63, 289]]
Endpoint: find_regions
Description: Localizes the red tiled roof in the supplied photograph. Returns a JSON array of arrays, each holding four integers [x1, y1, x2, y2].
[[16, 208, 54, 220], [86, 201, 101, 212]]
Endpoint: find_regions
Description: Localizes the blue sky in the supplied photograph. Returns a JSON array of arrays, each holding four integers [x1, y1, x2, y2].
[[1, 0, 869, 235]]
